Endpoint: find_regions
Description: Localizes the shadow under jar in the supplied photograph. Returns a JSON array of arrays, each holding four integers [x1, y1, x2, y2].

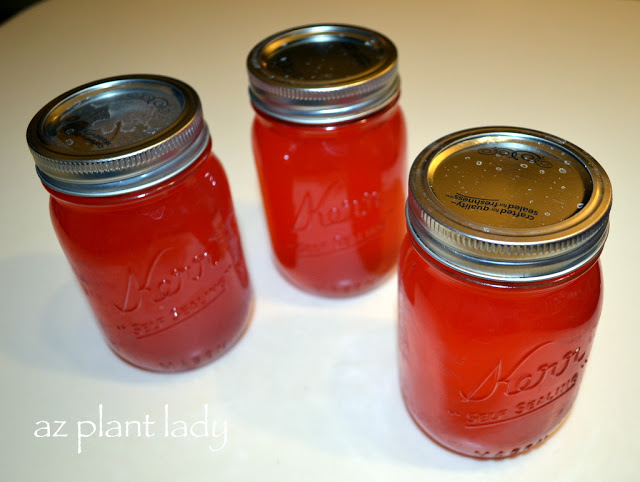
[[398, 127, 612, 458], [27, 75, 253, 372], [247, 24, 407, 297]]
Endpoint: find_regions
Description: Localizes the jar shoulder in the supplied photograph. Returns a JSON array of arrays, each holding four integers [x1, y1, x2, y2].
[[399, 234, 603, 330]]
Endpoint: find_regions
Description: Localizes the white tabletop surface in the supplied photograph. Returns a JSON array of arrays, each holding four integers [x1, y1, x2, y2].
[[1, 0, 639, 480]]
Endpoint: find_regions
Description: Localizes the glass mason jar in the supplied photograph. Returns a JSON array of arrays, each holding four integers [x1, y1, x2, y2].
[[398, 127, 612, 457], [247, 24, 407, 297], [27, 75, 253, 372]]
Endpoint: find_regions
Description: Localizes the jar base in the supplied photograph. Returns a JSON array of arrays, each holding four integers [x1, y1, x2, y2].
[[273, 256, 396, 298], [105, 297, 255, 373], [401, 389, 570, 459]]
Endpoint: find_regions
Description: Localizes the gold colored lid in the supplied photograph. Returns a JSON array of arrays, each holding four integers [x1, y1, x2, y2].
[[408, 126, 612, 281]]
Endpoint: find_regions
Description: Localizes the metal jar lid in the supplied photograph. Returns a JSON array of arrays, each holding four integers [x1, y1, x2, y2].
[[407, 126, 612, 281], [247, 24, 400, 124], [26, 74, 209, 197]]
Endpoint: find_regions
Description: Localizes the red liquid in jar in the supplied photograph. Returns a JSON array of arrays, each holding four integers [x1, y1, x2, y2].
[[248, 24, 406, 297], [251, 103, 407, 296], [398, 235, 602, 458], [47, 144, 253, 372]]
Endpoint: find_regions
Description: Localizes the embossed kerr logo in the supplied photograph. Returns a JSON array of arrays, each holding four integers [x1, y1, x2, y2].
[[115, 246, 230, 338], [460, 343, 587, 403], [292, 180, 382, 232]]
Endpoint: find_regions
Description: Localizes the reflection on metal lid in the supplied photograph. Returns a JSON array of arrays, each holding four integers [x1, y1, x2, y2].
[[26, 74, 209, 197], [247, 24, 400, 124]]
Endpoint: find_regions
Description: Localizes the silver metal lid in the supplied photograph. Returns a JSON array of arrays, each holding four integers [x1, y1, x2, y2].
[[26, 74, 209, 196], [247, 24, 400, 124], [408, 126, 612, 281]]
